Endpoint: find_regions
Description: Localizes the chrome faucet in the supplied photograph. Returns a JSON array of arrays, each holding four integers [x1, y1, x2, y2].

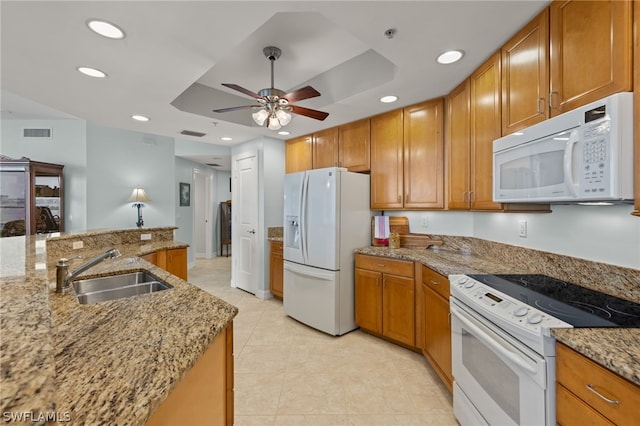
[[55, 248, 122, 293]]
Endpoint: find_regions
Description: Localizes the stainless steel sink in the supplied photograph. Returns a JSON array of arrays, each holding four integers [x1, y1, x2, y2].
[[73, 271, 172, 304]]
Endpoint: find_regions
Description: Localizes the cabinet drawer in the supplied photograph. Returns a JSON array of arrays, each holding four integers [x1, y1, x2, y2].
[[355, 254, 414, 277], [556, 342, 640, 425], [421, 265, 449, 300], [556, 383, 614, 426]]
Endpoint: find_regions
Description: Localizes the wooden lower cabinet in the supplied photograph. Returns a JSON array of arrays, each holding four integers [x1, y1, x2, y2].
[[421, 265, 453, 393], [354, 254, 415, 346], [556, 342, 640, 425], [141, 247, 188, 281], [146, 323, 234, 426], [269, 241, 283, 299]]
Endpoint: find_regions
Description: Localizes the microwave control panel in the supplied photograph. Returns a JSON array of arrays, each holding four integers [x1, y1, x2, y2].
[[580, 120, 610, 195]]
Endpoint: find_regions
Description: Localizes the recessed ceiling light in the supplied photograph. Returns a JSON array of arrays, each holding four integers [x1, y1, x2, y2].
[[220, 137, 232, 141], [86, 19, 125, 39], [437, 50, 465, 65], [380, 95, 398, 103], [77, 66, 107, 78], [278, 131, 290, 136], [131, 115, 150, 122]]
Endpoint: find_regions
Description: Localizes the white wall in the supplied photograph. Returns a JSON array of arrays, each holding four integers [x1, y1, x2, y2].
[[86, 123, 175, 230], [386, 205, 640, 268], [1, 118, 88, 231]]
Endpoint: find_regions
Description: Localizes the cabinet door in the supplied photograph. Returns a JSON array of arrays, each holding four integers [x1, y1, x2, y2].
[[556, 384, 615, 426], [382, 273, 415, 346], [423, 284, 453, 392], [140, 251, 158, 265], [549, 0, 632, 116], [370, 109, 404, 209], [285, 135, 313, 173], [403, 99, 445, 209], [312, 128, 339, 169], [501, 8, 549, 135], [445, 79, 471, 210], [355, 268, 383, 334], [166, 248, 188, 280], [470, 51, 503, 211], [339, 119, 370, 172], [634, 2, 640, 217], [269, 241, 284, 299]]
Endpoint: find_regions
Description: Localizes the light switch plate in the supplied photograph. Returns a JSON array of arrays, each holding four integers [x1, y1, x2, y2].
[[72, 241, 84, 249], [518, 220, 527, 238], [140, 234, 152, 241]]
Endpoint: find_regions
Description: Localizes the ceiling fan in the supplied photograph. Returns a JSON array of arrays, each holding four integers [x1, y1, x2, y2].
[[213, 46, 329, 130]]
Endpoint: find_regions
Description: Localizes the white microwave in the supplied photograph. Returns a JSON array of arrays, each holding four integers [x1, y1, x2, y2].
[[493, 92, 634, 204]]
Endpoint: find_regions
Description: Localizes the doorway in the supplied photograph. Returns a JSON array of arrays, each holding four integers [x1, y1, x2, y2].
[[193, 168, 214, 259]]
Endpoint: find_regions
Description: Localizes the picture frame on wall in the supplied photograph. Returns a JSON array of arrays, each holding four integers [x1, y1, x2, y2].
[[179, 182, 190, 206]]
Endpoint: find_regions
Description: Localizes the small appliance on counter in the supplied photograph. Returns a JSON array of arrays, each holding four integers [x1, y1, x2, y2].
[[449, 273, 640, 426]]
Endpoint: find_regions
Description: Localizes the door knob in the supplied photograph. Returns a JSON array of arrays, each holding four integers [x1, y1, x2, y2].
[[247, 229, 256, 234]]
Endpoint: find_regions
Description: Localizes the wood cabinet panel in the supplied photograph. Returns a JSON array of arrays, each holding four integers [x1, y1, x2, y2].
[[469, 51, 503, 211], [556, 384, 615, 426], [556, 342, 640, 425], [633, 0, 640, 217], [370, 110, 404, 209], [355, 267, 383, 335], [312, 127, 339, 169], [445, 79, 471, 210], [285, 135, 313, 173], [549, 0, 633, 116], [269, 241, 283, 299], [140, 251, 158, 265], [501, 8, 549, 134], [422, 265, 449, 300], [403, 99, 445, 209], [339, 118, 370, 172], [382, 274, 415, 346], [166, 248, 188, 281], [355, 254, 414, 277]]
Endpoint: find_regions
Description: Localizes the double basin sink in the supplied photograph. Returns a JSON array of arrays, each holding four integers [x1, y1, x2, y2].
[[73, 271, 172, 304]]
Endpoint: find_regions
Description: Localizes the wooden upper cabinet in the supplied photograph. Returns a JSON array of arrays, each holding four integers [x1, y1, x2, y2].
[[549, 0, 633, 116], [403, 99, 444, 209], [501, 7, 549, 135], [470, 51, 503, 211], [370, 109, 404, 209], [339, 118, 370, 172], [446, 79, 471, 210], [312, 127, 339, 169], [285, 135, 313, 173]]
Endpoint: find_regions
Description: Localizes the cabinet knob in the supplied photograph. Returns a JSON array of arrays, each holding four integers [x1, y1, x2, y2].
[[549, 91, 558, 110]]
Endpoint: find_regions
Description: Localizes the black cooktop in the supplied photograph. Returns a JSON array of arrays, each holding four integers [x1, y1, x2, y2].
[[468, 274, 640, 328]]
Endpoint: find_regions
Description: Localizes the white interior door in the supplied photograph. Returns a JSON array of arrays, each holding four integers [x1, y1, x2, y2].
[[232, 151, 259, 294], [193, 169, 213, 258]]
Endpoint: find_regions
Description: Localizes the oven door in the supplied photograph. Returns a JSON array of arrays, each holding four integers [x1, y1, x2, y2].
[[451, 298, 549, 426]]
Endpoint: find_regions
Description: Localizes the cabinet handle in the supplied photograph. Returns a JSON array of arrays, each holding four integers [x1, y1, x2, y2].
[[431, 280, 439, 285], [377, 263, 386, 267], [537, 98, 545, 114], [586, 384, 620, 405], [549, 91, 558, 110]]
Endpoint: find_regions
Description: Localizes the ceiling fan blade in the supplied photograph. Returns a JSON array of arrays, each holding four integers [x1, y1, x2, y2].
[[221, 83, 261, 99], [283, 86, 321, 103], [213, 105, 259, 113], [290, 105, 329, 121]]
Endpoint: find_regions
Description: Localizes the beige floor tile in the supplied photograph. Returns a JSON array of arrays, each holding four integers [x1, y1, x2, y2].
[[188, 257, 455, 423]]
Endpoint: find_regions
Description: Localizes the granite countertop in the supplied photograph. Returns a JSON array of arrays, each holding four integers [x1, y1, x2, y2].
[[1, 235, 238, 425], [355, 245, 640, 387]]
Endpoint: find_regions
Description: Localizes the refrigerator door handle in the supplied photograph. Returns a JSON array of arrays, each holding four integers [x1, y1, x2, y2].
[[300, 173, 309, 264]]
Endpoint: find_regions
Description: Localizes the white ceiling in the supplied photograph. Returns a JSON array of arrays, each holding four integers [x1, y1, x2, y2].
[[1, 0, 549, 170]]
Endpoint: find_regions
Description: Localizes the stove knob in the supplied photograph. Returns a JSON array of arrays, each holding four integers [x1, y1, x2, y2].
[[527, 313, 543, 324], [464, 280, 475, 289], [458, 277, 468, 286], [514, 306, 528, 317]]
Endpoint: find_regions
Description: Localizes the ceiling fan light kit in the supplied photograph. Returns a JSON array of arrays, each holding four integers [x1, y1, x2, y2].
[[213, 46, 329, 130]]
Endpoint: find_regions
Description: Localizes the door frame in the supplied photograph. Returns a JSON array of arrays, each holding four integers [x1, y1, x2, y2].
[[192, 168, 214, 259]]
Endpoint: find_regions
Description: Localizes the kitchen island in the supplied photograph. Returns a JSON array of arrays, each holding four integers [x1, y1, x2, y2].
[[0, 228, 237, 425]]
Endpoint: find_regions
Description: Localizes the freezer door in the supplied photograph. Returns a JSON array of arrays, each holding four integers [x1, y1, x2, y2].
[[284, 261, 340, 335], [304, 168, 339, 270], [283, 171, 305, 264]]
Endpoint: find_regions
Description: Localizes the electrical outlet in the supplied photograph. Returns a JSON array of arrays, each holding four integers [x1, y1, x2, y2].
[[518, 220, 527, 238], [421, 215, 429, 227], [140, 233, 152, 241], [72, 241, 84, 249]]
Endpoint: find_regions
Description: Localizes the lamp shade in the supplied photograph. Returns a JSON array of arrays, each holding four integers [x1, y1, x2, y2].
[[128, 188, 150, 203]]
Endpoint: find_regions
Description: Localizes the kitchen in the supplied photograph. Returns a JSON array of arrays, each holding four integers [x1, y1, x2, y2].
[[2, 1, 640, 425]]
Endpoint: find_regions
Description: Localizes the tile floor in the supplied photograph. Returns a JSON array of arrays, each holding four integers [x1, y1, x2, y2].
[[189, 257, 457, 426]]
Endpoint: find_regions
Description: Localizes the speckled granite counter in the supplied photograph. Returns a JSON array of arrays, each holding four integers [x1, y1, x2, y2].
[[267, 226, 283, 242], [355, 237, 640, 387], [1, 229, 238, 425]]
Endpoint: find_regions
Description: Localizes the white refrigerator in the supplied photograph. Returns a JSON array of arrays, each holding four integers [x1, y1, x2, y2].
[[283, 167, 370, 336]]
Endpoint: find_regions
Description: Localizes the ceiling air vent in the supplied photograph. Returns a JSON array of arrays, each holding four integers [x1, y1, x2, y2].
[[180, 130, 206, 137], [206, 163, 221, 167], [23, 128, 52, 139]]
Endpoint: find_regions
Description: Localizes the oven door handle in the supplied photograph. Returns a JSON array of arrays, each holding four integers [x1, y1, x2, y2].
[[452, 304, 537, 374]]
